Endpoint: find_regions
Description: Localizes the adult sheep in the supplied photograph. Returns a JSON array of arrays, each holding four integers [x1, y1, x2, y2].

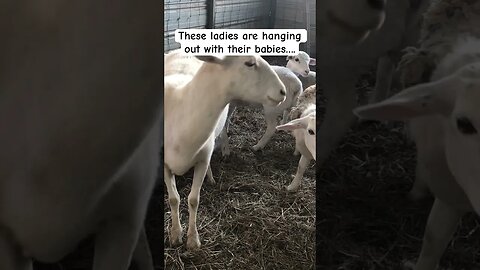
[[0, 1, 161, 269], [164, 51, 286, 250]]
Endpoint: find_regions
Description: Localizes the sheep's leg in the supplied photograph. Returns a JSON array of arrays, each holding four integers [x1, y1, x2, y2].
[[0, 229, 32, 270], [287, 155, 312, 192], [413, 198, 464, 270], [131, 227, 154, 270], [253, 110, 278, 151], [280, 109, 289, 125], [164, 167, 183, 246], [92, 220, 142, 270], [187, 161, 209, 250], [219, 103, 236, 156], [317, 74, 357, 167], [408, 160, 430, 201], [369, 56, 394, 103], [206, 164, 215, 184]]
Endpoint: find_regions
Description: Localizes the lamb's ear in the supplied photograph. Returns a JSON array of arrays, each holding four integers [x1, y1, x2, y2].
[[195, 55, 224, 64], [276, 116, 308, 131], [309, 58, 316, 66], [354, 73, 460, 121]]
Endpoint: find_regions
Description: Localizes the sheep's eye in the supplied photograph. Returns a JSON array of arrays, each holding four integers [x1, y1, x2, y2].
[[456, 117, 477, 135], [308, 129, 315, 135], [244, 61, 256, 67], [295, 58, 300, 62]]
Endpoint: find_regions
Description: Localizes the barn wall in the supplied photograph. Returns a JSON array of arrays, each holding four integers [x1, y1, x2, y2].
[[275, 0, 316, 57], [164, 0, 271, 52]]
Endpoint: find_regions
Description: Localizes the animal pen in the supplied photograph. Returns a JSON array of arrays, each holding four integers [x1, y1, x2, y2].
[[164, 0, 316, 269]]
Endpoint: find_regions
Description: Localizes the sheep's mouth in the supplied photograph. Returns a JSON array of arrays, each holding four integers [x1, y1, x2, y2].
[[326, 10, 378, 36], [267, 96, 283, 105]]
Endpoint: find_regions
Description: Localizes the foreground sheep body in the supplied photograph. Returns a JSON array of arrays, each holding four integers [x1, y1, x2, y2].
[[277, 85, 316, 192], [318, 0, 387, 44], [316, 0, 430, 182], [218, 65, 302, 155], [0, 1, 161, 269], [164, 51, 286, 250]]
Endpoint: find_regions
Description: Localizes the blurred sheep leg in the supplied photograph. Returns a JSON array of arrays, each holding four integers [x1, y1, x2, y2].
[[370, 55, 395, 103], [131, 228, 154, 270], [0, 229, 32, 270], [317, 72, 357, 167], [414, 199, 464, 270], [288, 155, 313, 192]]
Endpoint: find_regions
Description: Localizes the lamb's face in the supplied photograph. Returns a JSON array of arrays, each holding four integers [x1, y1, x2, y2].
[[319, 0, 386, 44], [286, 52, 316, 77], [226, 55, 286, 106], [304, 113, 316, 160], [445, 80, 480, 215]]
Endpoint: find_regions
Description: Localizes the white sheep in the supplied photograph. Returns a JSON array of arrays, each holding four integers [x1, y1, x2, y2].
[[217, 65, 302, 156], [318, 0, 387, 44], [0, 2, 160, 269], [164, 51, 286, 250], [316, 0, 431, 194], [277, 84, 316, 192], [286, 51, 317, 90], [356, 35, 480, 270]]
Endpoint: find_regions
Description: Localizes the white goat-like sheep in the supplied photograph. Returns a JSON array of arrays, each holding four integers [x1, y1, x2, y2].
[[286, 51, 317, 90], [164, 51, 286, 250], [319, 0, 387, 44], [0, 2, 160, 269], [316, 0, 431, 191], [355, 1, 480, 266], [217, 65, 302, 156], [276, 84, 316, 192]]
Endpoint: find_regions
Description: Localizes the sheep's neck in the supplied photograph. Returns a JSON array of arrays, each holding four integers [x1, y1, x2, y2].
[[168, 65, 230, 158]]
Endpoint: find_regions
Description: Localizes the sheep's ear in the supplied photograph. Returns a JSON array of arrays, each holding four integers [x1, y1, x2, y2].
[[309, 58, 316, 66], [276, 116, 308, 131], [354, 73, 459, 121], [195, 55, 224, 64]]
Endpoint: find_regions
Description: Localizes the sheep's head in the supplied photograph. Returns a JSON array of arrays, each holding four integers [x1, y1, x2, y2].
[[196, 55, 286, 107], [276, 111, 316, 160], [354, 62, 480, 215], [286, 51, 316, 77], [319, 0, 386, 44]]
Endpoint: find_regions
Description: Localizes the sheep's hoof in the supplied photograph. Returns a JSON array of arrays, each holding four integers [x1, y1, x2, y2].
[[221, 146, 231, 157], [402, 260, 415, 270], [293, 150, 300, 156], [286, 184, 300, 193], [252, 144, 263, 151], [169, 229, 183, 247], [186, 234, 201, 250], [207, 176, 216, 185]]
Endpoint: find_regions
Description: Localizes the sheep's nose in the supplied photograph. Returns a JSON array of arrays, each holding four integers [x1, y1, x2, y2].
[[304, 70, 309, 74], [280, 88, 286, 96], [368, 0, 385, 10]]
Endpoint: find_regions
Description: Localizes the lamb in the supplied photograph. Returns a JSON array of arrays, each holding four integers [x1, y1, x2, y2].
[[286, 51, 317, 89], [0, 1, 160, 269], [276, 84, 317, 192], [217, 65, 303, 156], [164, 51, 286, 250], [318, 0, 387, 44], [315, 0, 431, 192]]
